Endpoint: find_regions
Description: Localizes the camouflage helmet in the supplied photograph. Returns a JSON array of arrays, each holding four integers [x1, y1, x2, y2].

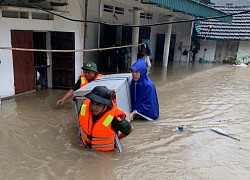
[[81, 62, 98, 73]]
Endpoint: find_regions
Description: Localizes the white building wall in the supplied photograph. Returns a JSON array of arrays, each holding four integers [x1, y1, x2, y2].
[[85, 0, 100, 63], [197, 40, 217, 62], [141, 15, 158, 63], [0, 0, 84, 98], [155, 15, 193, 63], [0, 0, 195, 98], [172, 21, 193, 62], [156, 14, 168, 34], [100, 0, 160, 63], [155, 14, 172, 63], [237, 41, 250, 62], [0, 25, 15, 97]]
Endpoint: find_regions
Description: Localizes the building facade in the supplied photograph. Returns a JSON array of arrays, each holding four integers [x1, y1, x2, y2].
[[0, 0, 228, 98], [196, 6, 250, 63]]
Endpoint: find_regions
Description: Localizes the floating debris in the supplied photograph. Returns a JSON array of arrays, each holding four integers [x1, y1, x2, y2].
[[177, 126, 184, 132], [192, 124, 226, 129], [211, 128, 240, 141]]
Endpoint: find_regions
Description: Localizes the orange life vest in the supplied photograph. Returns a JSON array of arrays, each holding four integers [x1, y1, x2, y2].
[[79, 99, 126, 151], [80, 73, 103, 88]]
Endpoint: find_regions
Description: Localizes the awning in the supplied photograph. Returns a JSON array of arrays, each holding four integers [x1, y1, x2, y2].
[[144, 0, 232, 24]]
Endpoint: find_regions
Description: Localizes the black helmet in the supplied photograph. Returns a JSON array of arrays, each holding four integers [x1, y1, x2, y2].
[[85, 86, 113, 107]]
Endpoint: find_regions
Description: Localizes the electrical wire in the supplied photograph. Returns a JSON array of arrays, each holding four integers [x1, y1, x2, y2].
[[16, 0, 250, 27]]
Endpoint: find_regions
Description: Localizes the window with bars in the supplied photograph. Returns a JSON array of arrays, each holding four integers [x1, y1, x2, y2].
[[104, 4, 114, 13], [2, 10, 29, 19], [140, 12, 153, 19], [115, 7, 124, 15], [1, 10, 54, 20], [103, 4, 124, 15]]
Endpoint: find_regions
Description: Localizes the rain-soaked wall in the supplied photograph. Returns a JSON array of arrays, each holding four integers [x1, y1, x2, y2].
[[237, 40, 250, 63], [0, 0, 194, 98], [198, 40, 250, 63], [172, 22, 193, 62], [0, 1, 85, 98], [155, 14, 193, 63], [197, 40, 217, 62]]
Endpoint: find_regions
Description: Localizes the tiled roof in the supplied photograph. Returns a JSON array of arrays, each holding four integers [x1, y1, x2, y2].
[[197, 6, 250, 40]]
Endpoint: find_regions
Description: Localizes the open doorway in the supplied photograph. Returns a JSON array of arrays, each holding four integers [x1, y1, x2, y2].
[[99, 24, 117, 72], [51, 31, 75, 89], [33, 32, 48, 90], [11, 30, 75, 94]]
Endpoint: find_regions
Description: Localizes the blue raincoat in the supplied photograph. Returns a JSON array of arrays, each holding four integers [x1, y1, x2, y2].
[[130, 59, 159, 120]]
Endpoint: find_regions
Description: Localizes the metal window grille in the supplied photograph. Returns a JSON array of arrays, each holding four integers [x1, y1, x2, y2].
[[115, 7, 124, 15], [104, 4, 114, 13]]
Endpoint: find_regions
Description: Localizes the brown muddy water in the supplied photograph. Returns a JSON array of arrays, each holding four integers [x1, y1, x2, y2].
[[1, 62, 250, 180]]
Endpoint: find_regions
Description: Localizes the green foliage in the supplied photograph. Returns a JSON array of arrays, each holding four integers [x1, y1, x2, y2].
[[224, 55, 234, 62], [235, 53, 250, 65], [224, 53, 250, 64], [223, 55, 234, 63]]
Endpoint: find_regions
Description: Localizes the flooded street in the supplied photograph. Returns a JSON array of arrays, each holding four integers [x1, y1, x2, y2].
[[1, 62, 250, 180]]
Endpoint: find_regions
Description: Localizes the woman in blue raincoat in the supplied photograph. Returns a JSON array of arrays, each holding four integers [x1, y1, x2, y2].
[[129, 58, 159, 121]]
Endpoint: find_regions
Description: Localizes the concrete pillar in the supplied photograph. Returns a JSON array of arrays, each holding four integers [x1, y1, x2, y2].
[[188, 21, 195, 63], [161, 66, 168, 81], [162, 16, 174, 67], [150, 26, 157, 66], [129, 9, 141, 66], [46, 32, 52, 88]]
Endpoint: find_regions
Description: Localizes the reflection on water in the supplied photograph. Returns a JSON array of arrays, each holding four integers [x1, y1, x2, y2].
[[1, 62, 250, 179]]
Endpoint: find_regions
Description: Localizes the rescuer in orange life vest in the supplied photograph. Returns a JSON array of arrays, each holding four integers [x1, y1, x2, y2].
[[56, 62, 103, 106], [79, 86, 134, 151]]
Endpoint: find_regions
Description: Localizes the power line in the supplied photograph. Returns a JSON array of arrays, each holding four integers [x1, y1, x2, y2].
[[16, 0, 250, 27]]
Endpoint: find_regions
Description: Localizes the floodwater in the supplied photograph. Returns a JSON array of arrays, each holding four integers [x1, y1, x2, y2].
[[1, 62, 250, 180]]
